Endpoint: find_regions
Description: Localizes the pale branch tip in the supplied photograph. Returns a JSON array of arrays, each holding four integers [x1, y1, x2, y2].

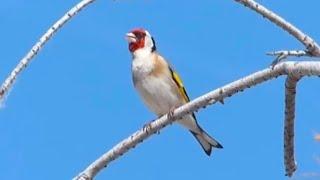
[[73, 61, 320, 180]]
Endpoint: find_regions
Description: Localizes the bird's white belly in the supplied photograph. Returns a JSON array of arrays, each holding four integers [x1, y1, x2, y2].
[[135, 76, 181, 116]]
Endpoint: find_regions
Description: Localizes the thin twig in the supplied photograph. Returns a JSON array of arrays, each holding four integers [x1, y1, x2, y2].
[[284, 75, 301, 177], [267, 50, 310, 67], [74, 61, 320, 180], [267, 50, 309, 57], [0, 0, 96, 104]]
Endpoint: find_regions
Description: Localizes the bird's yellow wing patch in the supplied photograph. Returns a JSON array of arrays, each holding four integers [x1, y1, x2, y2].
[[169, 68, 190, 103]]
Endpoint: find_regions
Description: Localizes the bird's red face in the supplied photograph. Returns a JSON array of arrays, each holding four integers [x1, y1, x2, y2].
[[126, 28, 147, 52]]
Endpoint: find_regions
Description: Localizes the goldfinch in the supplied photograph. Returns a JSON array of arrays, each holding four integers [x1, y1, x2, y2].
[[126, 28, 223, 156]]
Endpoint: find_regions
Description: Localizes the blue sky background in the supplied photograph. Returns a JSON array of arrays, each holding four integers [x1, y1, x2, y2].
[[0, 0, 320, 179]]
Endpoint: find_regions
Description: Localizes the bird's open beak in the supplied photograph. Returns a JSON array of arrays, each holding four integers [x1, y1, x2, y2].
[[125, 33, 137, 43]]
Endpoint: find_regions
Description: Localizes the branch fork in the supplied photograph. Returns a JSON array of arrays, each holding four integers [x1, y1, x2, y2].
[[74, 61, 320, 179]]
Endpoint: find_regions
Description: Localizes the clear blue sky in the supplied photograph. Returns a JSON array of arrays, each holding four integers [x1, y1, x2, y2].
[[0, 0, 319, 179]]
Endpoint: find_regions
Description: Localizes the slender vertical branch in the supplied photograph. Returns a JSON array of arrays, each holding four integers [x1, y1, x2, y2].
[[284, 75, 301, 177], [0, 0, 96, 103], [235, 0, 320, 56]]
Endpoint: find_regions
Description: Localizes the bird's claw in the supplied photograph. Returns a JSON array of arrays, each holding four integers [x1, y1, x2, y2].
[[143, 120, 153, 133], [143, 119, 160, 134], [167, 106, 176, 120]]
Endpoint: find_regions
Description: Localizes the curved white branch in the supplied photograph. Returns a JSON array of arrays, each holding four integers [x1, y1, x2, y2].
[[235, 0, 320, 56], [284, 75, 300, 177], [0, 0, 96, 103], [73, 61, 320, 180]]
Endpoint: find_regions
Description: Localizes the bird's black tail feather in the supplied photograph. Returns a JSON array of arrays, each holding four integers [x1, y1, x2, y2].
[[190, 127, 223, 156]]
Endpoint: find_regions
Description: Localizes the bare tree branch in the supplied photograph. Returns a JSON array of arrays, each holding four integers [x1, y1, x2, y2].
[[0, 0, 96, 104], [73, 61, 320, 180], [235, 0, 320, 58], [267, 50, 311, 67], [267, 50, 309, 58], [234, 2, 320, 175], [284, 75, 301, 177]]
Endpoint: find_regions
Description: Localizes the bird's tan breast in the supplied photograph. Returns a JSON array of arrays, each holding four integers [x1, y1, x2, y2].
[[149, 54, 170, 77], [132, 54, 183, 115]]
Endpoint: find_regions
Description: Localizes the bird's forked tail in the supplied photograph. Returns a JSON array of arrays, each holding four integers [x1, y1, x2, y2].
[[190, 126, 223, 156]]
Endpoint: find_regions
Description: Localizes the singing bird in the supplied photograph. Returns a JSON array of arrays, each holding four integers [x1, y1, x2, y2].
[[126, 28, 223, 156]]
